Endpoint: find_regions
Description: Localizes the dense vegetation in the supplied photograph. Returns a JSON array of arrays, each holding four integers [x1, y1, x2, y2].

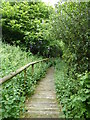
[[0, 0, 89, 119], [53, 1, 90, 119], [1, 1, 62, 57], [54, 59, 89, 118], [0, 43, 50, 118]]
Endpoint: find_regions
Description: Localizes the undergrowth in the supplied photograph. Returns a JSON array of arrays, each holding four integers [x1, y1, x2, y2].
[[0, 43, 50, 119], [54, 58, 90, 119]]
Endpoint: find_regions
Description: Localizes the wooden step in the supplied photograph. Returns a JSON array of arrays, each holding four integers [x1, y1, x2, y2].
[[22, 67, 64, 118]]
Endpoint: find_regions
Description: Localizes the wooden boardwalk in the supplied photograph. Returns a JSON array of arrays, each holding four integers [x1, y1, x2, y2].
[[22, 67, 64, 118]]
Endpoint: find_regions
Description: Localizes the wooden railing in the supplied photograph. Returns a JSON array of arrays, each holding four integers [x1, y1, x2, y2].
[[0, 58, 49, 85]]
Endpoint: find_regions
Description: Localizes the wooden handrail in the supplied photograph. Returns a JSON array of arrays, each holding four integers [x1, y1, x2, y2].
[[0, 58, 49, 85]]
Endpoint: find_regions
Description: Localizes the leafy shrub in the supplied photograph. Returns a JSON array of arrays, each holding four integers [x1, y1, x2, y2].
[[1, 1, 63, 57], [51, 1, 89, 73], [50, 1, 89, 119], [0, 43, 50, 119], [54, 59, 90, 118]]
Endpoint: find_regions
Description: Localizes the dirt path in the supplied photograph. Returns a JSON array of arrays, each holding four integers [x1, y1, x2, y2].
[[23, 67, 64, 118]]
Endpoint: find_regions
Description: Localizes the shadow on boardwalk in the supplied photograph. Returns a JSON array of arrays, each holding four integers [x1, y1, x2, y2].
[[22, 67, 64, 118]]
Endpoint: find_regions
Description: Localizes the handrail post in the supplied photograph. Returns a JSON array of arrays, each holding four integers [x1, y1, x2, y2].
[[0, 58, 49, 85], [32, 64, 34, 76], [24, 68, 27, 86]]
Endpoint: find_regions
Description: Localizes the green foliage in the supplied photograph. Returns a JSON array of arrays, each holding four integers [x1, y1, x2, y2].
[[54, 59, 90, 118], [1, 1, 63, 57], [52, 1, 89, 118], [0, 43, 50, 119], [51, 1, 89, 73], [1, 1, 62, 57], [1, 0, 89, 119]]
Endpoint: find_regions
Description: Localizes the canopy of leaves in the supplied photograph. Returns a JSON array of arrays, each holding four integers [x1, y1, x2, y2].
[[1, 1, 62, 57]]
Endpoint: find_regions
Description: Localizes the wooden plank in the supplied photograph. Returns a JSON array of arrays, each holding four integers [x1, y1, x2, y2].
[[32, 64, 34, 76], [0, 58, 49, 85], [24, 68, 27, 86]]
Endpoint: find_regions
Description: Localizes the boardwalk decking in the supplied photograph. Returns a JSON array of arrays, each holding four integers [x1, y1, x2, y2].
[[22, 67, 64, 118]]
